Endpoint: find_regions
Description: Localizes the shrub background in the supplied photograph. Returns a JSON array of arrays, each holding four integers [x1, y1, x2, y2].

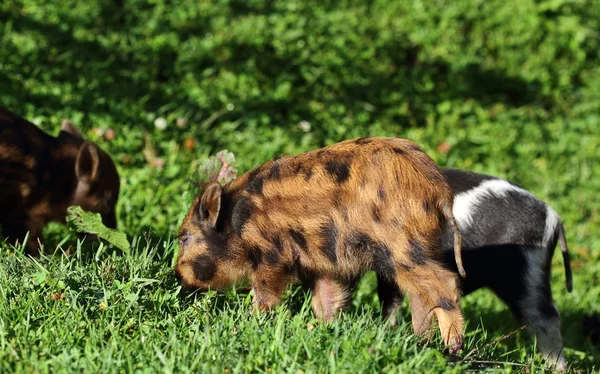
[[1, 0, 599, 372]]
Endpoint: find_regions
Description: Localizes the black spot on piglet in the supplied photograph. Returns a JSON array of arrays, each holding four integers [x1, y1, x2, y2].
[[248, 246, 263, 270], [268, 164, 281, 180], [325, 160, 350, 184], [438, 297, 457, 311], [232, 196, 253, 235], [192, 255, 217, 282], [247, 175, 264, 195], [423, 200, 432, 213], [320, 219, 339, 264], [409, 239, 427, 265], [289, 229, 309, 252], [265, 249, 281, 264], [372, 204, 382, 222], [377, 185, 386, 201]]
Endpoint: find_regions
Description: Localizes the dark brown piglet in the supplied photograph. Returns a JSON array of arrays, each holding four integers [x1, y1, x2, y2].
[[175, 137, 465, 352], [0, 108, 120, 256]]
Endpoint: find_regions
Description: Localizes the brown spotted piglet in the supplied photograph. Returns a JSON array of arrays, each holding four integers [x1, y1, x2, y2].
[[0, 108, 120, 257], [175, 137, 466, 352]]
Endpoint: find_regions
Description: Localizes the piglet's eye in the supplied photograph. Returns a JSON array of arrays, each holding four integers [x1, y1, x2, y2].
[[179, 236, 191, 248]]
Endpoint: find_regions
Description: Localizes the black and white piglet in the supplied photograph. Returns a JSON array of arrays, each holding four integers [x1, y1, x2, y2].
[[376, 168, 572, 371]]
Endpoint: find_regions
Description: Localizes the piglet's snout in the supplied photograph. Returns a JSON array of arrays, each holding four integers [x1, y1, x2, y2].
[[174, 268, 183, 283]]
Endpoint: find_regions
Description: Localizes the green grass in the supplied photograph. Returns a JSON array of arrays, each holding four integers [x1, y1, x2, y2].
[[1, 0, 600, 372], [2, 238, 597, 373]]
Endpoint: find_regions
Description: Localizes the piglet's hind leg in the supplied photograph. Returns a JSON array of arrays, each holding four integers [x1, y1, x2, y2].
[[520, 250, 567, 371], [397, 263, 464, 354]]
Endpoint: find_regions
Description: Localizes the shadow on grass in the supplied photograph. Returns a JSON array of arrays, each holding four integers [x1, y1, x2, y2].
[[561, 308, 600, 370], [0, 3, 553, 140], [0, 6, 173, 124], [458, 298, 600, 371]]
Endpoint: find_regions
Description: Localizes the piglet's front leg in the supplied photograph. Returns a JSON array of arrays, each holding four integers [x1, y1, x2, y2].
[[311, 277, 352, 322], [250, 265, 291, 312], [377, 274, 404, 327]]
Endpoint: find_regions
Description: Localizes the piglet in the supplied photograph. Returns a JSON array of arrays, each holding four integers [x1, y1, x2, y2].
[[176, 137, 466, 353], [0, 108, 120, 257]]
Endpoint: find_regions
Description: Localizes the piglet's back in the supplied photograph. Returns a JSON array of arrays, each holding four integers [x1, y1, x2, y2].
[[0, 110, 57, 203], [0, 108, 58, 153], [226, 137, 452, 217]]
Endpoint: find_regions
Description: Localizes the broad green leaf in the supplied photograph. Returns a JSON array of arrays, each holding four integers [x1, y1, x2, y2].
[[66, 206, 130, 252]]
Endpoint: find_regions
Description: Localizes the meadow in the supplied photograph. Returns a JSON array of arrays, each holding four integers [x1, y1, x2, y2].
[[1, 0, 599, 372]]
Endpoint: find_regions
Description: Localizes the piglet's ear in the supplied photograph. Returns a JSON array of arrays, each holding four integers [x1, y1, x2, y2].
[[76, 141, 101, 183], [199, 182, 222, 229], [60, 120, 84, 140]]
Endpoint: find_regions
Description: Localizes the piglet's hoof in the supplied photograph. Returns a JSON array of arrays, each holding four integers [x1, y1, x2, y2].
[[554, 359, 567, 372], [447, 338, 463, 356]]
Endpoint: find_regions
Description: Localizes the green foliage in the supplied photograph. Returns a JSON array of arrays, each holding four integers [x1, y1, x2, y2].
[[2, 241, 596, 373], [0, 0, 599, 372], [66, 206, 130, 252]]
